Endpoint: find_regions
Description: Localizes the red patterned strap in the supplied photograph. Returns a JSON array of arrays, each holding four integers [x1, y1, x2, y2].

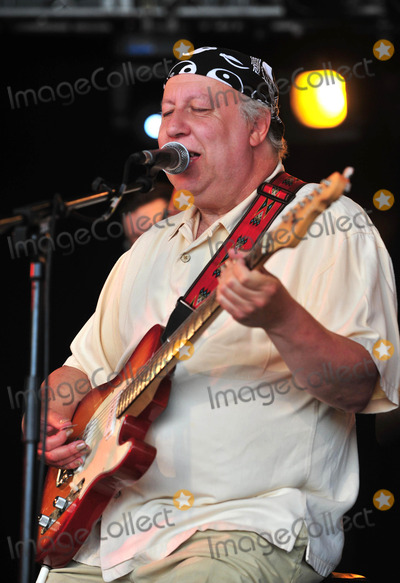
[[161, 171, 307, 342]]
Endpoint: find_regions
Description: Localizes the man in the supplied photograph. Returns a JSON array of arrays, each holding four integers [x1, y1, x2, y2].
[[39, 48, 399, 582]]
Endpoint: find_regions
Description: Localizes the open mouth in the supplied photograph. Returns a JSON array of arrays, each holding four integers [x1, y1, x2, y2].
[[189, 151, 200, 162]]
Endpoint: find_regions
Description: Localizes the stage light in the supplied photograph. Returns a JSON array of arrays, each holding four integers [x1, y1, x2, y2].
[[144, 113, 162, 140], [330, 574, 366, 579], [290, 70, 347, 128]]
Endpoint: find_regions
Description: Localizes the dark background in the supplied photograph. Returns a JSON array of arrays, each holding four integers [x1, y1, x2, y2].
[[1, 1, 399, 581]]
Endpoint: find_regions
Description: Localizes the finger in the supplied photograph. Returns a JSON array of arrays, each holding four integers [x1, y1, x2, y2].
[[225, 247, 275, 280], [42, 452, 84, 470], [217, 267, 258, 309], [219, 266, 267, 301], [227, 248, 247, 261], [38, 426, 75, 451], [217, 287, 242, 316], [218, 274, 253, 304], [41, 409, 73, 434], [42, 436, 89, 456], [217, 286, 255, 320], [38, 441, 89, 468]]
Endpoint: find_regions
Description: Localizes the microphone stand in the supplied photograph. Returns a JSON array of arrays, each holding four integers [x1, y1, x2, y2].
[[0, 177, 153, 233], [1, 165, 154, 583]]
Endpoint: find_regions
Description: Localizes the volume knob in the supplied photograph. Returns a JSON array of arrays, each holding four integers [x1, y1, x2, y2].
[[53, 496, 69, 511], [38, 514, 53, 528]]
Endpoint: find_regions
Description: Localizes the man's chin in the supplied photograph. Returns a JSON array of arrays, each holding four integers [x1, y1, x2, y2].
[[170, 174, 198, 194]]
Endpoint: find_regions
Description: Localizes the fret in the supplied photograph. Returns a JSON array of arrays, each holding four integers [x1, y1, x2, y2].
[[130, 383, 141, 402], [153, 360, 163, 377], [117, 394, 126, 417], [186, 319, 196, 341], [159, 352, 171, 370], [154, 348, 169, 371], [142, 367, 151, 385]]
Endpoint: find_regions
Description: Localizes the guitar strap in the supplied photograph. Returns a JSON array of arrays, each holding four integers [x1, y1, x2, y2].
[[161, 171, 307, 343]]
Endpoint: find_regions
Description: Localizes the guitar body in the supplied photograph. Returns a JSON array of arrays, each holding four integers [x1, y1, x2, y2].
[[36, 324, 171, 568]]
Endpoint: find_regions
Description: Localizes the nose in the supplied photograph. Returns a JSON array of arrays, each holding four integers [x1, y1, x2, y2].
[[162, 110, 191, 140]]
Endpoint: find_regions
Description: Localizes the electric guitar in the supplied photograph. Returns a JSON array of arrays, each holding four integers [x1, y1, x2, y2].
[[36, 169, 352, 567]]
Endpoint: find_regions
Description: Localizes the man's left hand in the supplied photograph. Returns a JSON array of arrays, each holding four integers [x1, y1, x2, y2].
[[216, 248, 293, 331]]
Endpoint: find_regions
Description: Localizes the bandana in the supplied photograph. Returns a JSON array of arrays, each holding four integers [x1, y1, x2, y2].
[[164, 46, 284, 135]]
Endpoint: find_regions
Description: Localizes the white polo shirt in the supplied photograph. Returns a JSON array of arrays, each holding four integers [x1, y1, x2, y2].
[[65, 163, 399, 580]]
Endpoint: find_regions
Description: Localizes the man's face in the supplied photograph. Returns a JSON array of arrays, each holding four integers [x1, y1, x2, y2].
[[158, 74, 260, 212]]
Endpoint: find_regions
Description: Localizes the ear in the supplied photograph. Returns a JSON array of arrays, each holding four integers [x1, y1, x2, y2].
[[249, 109, 271, 147]]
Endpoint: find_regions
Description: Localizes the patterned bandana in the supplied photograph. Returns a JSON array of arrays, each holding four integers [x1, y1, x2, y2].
[[164, 46, 284, 134]]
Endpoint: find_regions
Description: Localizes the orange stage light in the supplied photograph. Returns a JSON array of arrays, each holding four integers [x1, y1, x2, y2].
[[290, 70, 347, 129]]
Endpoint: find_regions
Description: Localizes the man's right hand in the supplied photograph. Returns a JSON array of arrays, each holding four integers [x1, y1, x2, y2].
[[38, 409, 90, 469], [29, 366, 92, 469]]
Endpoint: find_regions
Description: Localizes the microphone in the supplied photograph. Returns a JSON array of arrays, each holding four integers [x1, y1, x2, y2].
[[131, 142, 190, 175]]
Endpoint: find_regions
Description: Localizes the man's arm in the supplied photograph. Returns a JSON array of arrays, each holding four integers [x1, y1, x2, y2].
[[217, 250, 378, 413], [35, 366, 91, 469]]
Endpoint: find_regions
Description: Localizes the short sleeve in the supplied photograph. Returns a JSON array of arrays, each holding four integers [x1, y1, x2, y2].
[[303, 227, 399, 413]]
